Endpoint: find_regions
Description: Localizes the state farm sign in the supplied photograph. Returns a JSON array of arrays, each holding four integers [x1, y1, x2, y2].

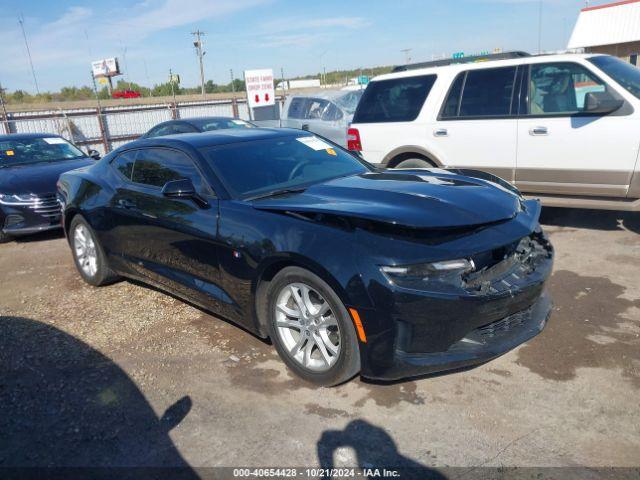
[[244, 69, 275, 108]]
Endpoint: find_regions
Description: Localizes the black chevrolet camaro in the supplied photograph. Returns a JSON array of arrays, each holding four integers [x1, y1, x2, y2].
[[57, 128, 553, 386]]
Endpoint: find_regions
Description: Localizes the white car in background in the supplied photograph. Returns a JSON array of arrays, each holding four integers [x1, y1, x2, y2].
[[280, 90, 363, 147], [348, 52, 640, 211]]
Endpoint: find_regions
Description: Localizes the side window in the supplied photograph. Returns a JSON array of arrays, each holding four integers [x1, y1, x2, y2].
[[287, 98, 307, 119], [111, 150, 136, 180], [304, 99, 330, 119], [322, 103, 343, 121], [353, 75, 437, 123], [529, 62, 607, 115], [170, 123, 199, 134], [440, 73, 465, 118], [458, 66, 517, 117], [132, 148, 209, 194]]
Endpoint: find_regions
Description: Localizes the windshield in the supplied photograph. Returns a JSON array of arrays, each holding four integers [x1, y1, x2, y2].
[[589, 56, 640, 100], [200, 134, 370, 199], [335, 91, 364, 114], [0, 137, 86, 167], [196, 119, 254, 132]]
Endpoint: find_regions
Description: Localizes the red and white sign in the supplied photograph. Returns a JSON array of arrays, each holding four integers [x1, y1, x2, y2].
[[244, 69, 275, 109]]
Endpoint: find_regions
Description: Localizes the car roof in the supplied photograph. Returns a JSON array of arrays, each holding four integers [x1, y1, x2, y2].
[[373, 53, 603, 82], [129, 127, 308, 149], [153, 116, 240, 127], [287, 90, 356, 101], [0, 133, 61, 141]]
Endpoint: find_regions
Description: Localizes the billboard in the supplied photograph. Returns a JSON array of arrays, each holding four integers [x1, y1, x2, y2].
[[244, 69, 275, 108], [92, 58, 120, 78]]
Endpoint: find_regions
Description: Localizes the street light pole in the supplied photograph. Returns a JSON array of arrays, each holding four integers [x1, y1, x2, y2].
[[191, 29, 206, 98]]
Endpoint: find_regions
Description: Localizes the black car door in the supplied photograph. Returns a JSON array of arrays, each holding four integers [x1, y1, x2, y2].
[[110, 146, 225, 309]]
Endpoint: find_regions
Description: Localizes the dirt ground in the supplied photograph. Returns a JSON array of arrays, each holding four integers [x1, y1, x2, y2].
[[1, 208, 639, 474]]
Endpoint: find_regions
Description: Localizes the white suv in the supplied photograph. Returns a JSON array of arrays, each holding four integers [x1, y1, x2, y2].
[[348, 52, 640, 211]]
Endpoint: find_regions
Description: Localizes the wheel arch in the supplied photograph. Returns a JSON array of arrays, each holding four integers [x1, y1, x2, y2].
[[382, 146, 443, 168], [252, 254, 352, 338]]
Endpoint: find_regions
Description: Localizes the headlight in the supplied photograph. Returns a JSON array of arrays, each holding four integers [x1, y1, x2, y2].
[[381, 258, 475, 288], [0, 193, 36, 205]]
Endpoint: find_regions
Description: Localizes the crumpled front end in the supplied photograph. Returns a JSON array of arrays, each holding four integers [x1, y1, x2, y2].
[[352, 200, 554, 381]]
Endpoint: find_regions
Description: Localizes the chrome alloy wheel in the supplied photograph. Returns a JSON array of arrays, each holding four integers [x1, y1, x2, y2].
[[74, 224, 98, 277], [275, 282, 341, 372]]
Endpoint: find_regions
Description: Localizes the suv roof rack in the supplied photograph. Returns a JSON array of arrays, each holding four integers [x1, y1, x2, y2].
[[392, 51, 531, 72]]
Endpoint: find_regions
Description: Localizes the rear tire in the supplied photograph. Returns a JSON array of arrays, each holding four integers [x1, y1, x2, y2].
[[267, 267, 361, 386], [395, 158, 434, 169], [69, 215, 119, 287]]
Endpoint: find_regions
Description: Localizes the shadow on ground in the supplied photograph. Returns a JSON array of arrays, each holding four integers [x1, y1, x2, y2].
[[539, 207, 640, 233], [0, 316, 197, 476], [10, 229, 66, 243], [317, 420, 445, 479]]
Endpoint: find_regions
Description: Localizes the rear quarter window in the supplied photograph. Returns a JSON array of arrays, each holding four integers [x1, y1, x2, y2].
[[353, 75, 437, 123], [287, 98, 308, 119]]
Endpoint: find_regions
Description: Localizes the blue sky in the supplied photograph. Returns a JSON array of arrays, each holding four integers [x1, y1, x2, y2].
[[0, 0, 595, 92]]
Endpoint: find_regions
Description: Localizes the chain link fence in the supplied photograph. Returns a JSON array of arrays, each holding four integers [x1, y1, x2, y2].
[[1, 97, 277, 155]]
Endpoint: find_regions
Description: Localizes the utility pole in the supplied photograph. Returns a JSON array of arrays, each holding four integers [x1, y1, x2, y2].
[[18, 14, 40, 95], [191, 29, 206, 98], [0, 81, 10, 134], [537, 0, 543, 54], [400, 48, 412, 65], [230, 69, 235, 94]]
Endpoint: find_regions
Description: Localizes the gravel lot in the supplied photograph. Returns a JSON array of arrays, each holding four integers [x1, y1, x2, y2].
[[1, 208, 639, 474]]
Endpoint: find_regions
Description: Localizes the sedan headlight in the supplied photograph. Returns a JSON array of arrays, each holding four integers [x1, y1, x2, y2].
[[381, 258, 475, 288], [0, 193, 35, 205]]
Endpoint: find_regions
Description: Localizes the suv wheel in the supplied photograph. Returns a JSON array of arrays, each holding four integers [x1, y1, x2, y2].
[[69, 215, 119, 286], [395, 158, 434, 169], [267, 267, 361, 386]]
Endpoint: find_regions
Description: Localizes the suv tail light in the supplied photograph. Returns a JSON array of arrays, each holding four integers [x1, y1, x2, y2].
[[347, 128, 362, 152]]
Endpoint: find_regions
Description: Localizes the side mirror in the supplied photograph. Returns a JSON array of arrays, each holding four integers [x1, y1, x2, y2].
[[161, 178, 209, 208], [87, 148, 101, 160], [584, 91, 624, 115]]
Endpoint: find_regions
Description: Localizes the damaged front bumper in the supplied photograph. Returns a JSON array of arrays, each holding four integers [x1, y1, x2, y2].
[[366, 291, 552, 381], [356, 224, 554, 381]]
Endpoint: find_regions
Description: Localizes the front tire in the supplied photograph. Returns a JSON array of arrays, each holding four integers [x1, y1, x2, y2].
[[69, 215, 119, 286], [0, 230, 13, 244], [267, 267, 361, 386]]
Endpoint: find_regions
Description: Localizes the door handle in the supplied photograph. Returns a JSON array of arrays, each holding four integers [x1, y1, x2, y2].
[[118, 198, 136, 209], [529, 126, 548, 136], [433, 128, 448, 137], [301, 124, 310, 131]]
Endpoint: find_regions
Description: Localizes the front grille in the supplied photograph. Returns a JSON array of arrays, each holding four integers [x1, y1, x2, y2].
[[477, 308, 531, 339], [27, 193, 61, 219]]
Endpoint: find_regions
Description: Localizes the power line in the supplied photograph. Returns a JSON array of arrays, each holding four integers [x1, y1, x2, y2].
[[191, 29, 206, 98], [18, 14, 40, 95]]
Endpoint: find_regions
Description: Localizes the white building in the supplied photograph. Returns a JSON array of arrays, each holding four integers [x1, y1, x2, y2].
[[568, 0, 640, 65]]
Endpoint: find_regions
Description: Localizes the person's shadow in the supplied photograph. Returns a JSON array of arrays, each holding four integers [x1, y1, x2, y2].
[[0, 316, 198, 479], [317, 419, 446, 480]]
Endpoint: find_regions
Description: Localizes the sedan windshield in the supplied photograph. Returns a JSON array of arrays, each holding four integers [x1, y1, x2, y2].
[[201, 135, 370, 198], [589, 56, 640, 100], [0, 137, 86, 167]]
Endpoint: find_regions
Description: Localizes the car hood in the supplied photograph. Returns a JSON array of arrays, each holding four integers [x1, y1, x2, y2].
[[0, 158, 93, 195], [252, 170, 522, 229]]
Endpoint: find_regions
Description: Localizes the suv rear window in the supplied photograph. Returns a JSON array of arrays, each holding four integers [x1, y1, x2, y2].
[[353, 75, 437, 123]]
